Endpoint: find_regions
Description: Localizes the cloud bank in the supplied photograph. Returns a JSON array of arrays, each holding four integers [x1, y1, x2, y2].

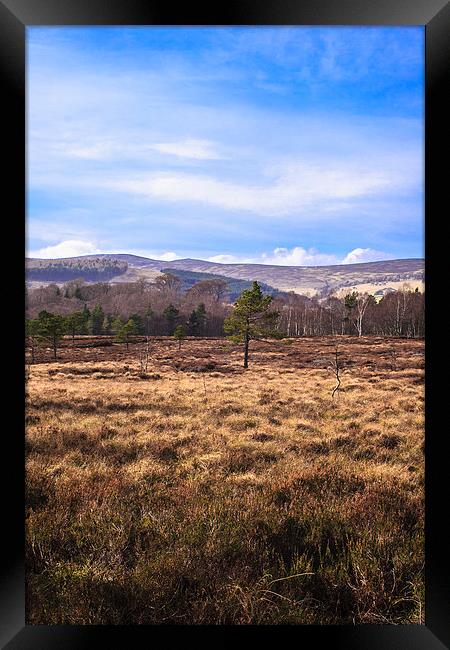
[[27, 240, 395, 267]]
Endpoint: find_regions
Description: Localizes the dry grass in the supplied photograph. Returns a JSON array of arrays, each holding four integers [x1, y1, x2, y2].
[[25, 336, 424, 625]]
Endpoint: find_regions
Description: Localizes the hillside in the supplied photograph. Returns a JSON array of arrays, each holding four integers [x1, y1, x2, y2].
[[161, 268, 279, 301], [25, 254, 424, 297]]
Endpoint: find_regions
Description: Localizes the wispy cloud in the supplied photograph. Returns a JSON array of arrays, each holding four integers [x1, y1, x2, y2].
[[149, 139, 225, 160], [101, 151, 418, 217]]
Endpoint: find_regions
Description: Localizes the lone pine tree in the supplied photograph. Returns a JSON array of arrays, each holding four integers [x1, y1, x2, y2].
[[112, 316, 135, 350], [37, 310, 66, 361], [173, 324, 186, 350], [224, 281, 279, 368]]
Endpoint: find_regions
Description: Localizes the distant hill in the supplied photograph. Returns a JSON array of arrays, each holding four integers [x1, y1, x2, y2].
[[26, 256, 128, 282], [161, 268, 279, 302], [25, 254, 424, 297]]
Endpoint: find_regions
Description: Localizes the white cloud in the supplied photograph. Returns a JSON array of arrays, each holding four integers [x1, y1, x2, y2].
[[262, 246, 339, 266], [150, 138, 224, 160], [107, 248, 182, 261], [27, 239, 100, 259], [208, 246, 395, 267], [105, 157, 406, 218], [208, 254, 246, 264], [151, 251, 180, 261], [26, 239, 183, 262], [341, 247, 395, 264], [26, 239, 396, 267]]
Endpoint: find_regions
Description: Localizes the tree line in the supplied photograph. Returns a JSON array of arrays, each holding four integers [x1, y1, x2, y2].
[[25, 302, 210, 361], [25, 275, 425, 362], [272, 288, 424, 338]]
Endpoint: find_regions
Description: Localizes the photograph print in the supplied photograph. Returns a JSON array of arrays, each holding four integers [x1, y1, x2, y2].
[[25, 25, 425, 625]]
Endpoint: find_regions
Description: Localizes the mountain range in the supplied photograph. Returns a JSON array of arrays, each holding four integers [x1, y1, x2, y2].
[[26, 254, 425, 297]]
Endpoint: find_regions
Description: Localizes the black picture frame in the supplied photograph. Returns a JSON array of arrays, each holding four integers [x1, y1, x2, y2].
[[2, 1, 448, 647]]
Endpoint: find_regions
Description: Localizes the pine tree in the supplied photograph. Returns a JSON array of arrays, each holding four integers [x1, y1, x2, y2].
[[196, 303, 206, 334], [102, 314, 113, 335], [173, 324, 186, 350], [223, 281, 279, 368], [112, 315, 124, 336], [129, 313, 144, 334], [187, 309, 200, 336], [37, 310, 66, 360], [343, 292, 358, 335], [144, 306, 154, 336], [114, 318, 135, 350], [66, 311, 88, 342], [90, 304, 105, 335], [26, 318, 42, 364], [163, 304, 179, 335], [122, 319, 136, 350], [187, 304, 207, 336]]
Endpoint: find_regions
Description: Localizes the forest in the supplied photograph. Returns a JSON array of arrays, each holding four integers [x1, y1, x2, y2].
[[26, 273, 425, 344]]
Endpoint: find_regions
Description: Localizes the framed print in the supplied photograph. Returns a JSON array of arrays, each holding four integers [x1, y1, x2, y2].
[[2, 0, 449, 647]]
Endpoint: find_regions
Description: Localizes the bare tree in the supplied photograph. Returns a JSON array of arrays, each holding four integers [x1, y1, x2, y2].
[[329, 346, 342, 398], [355, 293, 372, 337], [136, 335, 151, 374], [186, 279, 229, 304], [154, 273, 181, 294]]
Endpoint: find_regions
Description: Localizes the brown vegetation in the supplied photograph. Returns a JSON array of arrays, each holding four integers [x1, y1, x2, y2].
[[25, 336, 424, 624]]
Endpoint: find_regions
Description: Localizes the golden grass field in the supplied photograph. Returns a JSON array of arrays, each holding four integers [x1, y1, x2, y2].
[[25, 336, 424, 624]]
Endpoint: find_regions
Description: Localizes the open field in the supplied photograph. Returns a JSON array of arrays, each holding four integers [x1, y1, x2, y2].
[[25, 336, 424, 624]]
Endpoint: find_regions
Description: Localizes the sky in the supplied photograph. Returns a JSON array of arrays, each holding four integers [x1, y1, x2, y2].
[[26, 26, 424, 266]]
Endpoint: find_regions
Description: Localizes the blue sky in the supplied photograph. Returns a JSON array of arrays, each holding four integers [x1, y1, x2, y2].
[[26, 26, 424, 265]]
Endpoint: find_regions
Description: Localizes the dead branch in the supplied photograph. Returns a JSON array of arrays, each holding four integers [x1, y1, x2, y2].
[[202, 375, 208, 403], [329, 346, 342, 399], [136, 335, 151, 373]]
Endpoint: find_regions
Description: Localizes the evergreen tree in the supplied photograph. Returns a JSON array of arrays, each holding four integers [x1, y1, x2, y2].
[[26, 318, 42, 364], [37, 310, 66, 360], [124, 319, 136, 350], [173, 324, 186, 350], [187, 303, 207, 336], [196, 303, 206, 334], [90, 304, 105, 335], [111, 315, 124, 337], [144, 306, 154, 336], [81, 304, 91, 332], [343, 292, 358, 334], [163, 304, 179, 335], [223, 281, 279, 368], [187, 309, 200, 336], [129, 313, 144, 334], [65, 311, 88, 342], [344, 291, 358, 310], [102, 314, 113, 335], [112, 316, 137, 350]]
